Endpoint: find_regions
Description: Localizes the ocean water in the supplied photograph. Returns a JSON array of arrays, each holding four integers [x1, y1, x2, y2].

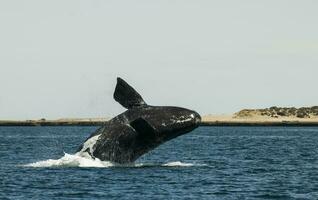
[[1, 126, 318, 199]]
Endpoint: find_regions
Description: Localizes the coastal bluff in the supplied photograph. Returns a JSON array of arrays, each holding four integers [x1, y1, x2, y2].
[[235, 106, 318, 119]]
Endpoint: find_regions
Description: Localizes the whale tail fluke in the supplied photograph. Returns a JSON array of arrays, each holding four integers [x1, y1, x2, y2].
[[114, 77, 147, 109]]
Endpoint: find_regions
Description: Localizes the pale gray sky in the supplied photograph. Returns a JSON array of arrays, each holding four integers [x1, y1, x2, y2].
[[0, 1, 317, 120]]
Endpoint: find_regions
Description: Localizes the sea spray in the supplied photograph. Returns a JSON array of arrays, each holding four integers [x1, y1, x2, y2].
[[25, 153, 114, 168], [25, 153, 199, 168]]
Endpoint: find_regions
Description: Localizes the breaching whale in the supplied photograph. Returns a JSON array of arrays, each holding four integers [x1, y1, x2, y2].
[[77, 77, 201, 164]]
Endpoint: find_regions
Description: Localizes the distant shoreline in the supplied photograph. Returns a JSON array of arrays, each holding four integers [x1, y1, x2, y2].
[[1, 117, 318, 126], [2, 106, 318, 126], [0, 120, 105, 126], [200, 121, 318, 126]]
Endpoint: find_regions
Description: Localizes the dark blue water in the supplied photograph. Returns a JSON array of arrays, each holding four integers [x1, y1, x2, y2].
[[1, 126, 318, 199]]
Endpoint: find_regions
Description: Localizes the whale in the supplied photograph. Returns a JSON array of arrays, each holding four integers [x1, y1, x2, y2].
[[76, 77, 201, 164]]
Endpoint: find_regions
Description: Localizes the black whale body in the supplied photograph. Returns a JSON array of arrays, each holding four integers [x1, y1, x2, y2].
[[77, 78, 201, 164]]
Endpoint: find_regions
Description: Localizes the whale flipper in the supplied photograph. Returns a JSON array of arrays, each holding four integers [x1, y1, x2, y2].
[[113, 77, 146, 109], [130, 118, 156, 142]]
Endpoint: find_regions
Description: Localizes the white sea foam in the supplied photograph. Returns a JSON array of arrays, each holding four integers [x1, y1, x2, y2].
[[162, 161, 194, 167], [25, 153, 114, 168], [25, 153, 201, 168]]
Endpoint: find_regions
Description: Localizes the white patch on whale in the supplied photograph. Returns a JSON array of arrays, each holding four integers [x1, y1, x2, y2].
[[172, 116, 192, 124], [76, 134, 101, 158]]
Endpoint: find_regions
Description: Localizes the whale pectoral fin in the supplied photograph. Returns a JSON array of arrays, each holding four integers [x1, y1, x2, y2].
[[130, 118, 156, 141], [113, 77, 147, 109]]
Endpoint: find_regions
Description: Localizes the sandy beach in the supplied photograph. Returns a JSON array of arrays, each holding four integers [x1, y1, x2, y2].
[[201, 114, 318, 126], [1, 115, 318, 126]]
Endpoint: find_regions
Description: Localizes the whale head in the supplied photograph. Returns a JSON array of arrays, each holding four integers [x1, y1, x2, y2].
[[127, 106, 201, 142]]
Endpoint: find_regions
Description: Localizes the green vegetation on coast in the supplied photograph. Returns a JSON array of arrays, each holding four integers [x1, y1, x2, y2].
[[235, 106, 318, 119]]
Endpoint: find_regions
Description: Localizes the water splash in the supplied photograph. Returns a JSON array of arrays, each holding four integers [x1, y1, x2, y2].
[[25, 153, 114, 168], [162, 161, 194, 167], [24, 153, 201, 168]]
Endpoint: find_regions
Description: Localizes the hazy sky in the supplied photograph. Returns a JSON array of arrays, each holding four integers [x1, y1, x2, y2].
[[0, 1, 317, 120]]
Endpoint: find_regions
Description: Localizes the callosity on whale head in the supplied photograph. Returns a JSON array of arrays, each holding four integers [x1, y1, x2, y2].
[[77, 77, 201, 164]]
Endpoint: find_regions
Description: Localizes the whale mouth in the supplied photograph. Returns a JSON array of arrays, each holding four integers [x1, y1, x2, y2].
[[192, 112, 201, 125], [195, 117, 201, 124]]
